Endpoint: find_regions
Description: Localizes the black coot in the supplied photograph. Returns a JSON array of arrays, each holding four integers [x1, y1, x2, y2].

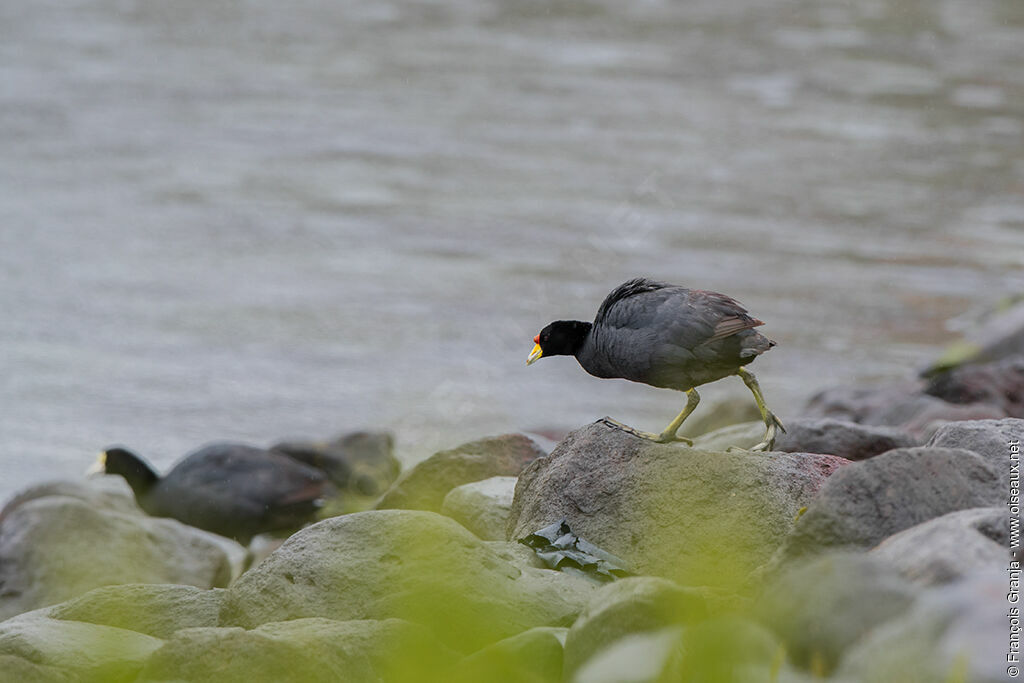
[[527, 278, 785, 451], [93, 443, 332, 543]]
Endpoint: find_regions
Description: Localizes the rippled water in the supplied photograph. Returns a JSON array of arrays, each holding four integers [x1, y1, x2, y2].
[[2, 0, 1022, 500]]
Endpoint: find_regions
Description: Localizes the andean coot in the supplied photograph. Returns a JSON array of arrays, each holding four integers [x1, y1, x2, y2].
[[527, 278, 785, 451], [91, 443, 332, 543]]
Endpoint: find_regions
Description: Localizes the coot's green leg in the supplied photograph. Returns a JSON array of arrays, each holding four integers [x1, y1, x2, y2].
[[655, 387, 700, 443], [600, 387, 698, 445], [736, 367, 785, 452]]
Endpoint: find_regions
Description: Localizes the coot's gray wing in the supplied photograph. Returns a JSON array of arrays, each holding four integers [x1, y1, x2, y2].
[[587, 280, 766, 389]]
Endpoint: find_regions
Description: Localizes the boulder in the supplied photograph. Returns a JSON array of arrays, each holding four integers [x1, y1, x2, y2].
[[441, 476, 517, 540], [756, 552, 918, 673], [924, 357, 1024, 418], [836, 568, 1010, 683], [562, 577, 710, 679], [376, 434, 546, 512], [927, 418, 1024, 486], [779, 447, 1003, 560], [46, 584, 225, 640], [0, 477, 140, 522], [0, 615, 163, 683], [802, 381, 924, 424], [772, 418, 918, 460], [570, 626, 684, 683], [508, 421, 849, 586], [451, 627, 567, 683], [220, 510, 596, 652], [871, 507, 1009, 585], [136, 617, 454, 683], [0, 485, 243, 620], [271, 430, 399, 496], [924, 299, 1024, 373]]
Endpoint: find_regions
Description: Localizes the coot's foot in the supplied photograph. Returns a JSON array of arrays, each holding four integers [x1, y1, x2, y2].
[[749, 411, 785, 452], [598, 417, 693, 445]]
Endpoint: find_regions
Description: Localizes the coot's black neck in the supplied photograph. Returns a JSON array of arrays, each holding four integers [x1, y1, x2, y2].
[[548, 320, 592, 357], [105, 448, 160, 497]]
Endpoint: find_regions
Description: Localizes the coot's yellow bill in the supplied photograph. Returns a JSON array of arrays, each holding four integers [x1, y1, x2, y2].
[[85, 451, 107, 476], [526, 343, 543, 365]]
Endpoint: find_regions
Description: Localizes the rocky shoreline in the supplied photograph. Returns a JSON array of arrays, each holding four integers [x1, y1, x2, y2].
[[0, 354, 1021, 682]]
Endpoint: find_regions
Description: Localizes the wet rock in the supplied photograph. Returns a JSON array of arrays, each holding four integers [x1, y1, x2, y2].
[[451, 626, 567, 683], [46, 584, 225, 640], [136, 617, 454, 683], [376, 434, 546, 512], [757, 552, 918, 673], [924, 357, 1024, 418], [779, 447, 1002, 560], [441, 476, 517, 541], [0, 481, 243, 620], [508, 421, 848, 586], [871, 507, 1009, 585], [0, 477, 140, 523], [562, 577, 710, 679], [0, 614, 163, 683], [927, 418, 1024, 486], [836, 568, 1009, 683], [925, 299, 1024, 374], [896, 397, 1008, 441], [220, 509, 596, 652], [802, 380, 924, 424], [773, 418, 918, 460], [271, 430, 399, 496]]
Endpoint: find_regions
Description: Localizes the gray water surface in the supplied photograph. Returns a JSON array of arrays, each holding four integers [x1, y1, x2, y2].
[[2, 0, 1023, 501]]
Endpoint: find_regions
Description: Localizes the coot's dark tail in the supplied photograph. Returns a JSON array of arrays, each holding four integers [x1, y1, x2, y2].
[[739, 330, 775, 359]]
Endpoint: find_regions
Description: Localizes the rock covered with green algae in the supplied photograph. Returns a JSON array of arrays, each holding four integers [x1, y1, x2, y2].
[[220, 509, 597, 653], [507, 421, 849, 586]]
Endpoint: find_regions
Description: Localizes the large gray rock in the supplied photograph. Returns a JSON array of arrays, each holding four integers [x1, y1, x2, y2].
[[0, 484, 244, 620], [220, 510, 596, 652], [924, 357, 1024, 418], [0, 614, 163, 683], [779, 447, 1003, 560], [441, 476, 517, 540], [562, 577, 710, 679], [0, 654, 77, 683], [136, 617, 454, 683], [508, 421, 849, 585], [836, 568, 1010, 683], [0, 477, 140, 522], [802, 380, 925, 425], [927, 418, 1024, 486], [772, 418, 918, 461], [376, 434, 546, 512], [757, 553, 918, 673], [46, 584, 225, 640], [871, 507, 1009, 585], [801, 381, 1009, 439]]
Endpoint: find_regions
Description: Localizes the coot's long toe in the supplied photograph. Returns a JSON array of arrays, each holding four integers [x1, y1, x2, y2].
[[90, 443, 333, 543], [527, 277, 785, 451]]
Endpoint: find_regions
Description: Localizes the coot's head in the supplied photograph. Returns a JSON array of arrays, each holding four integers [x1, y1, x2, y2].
[[527, 320, 592, 365], [90, 447, 160, 496]]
